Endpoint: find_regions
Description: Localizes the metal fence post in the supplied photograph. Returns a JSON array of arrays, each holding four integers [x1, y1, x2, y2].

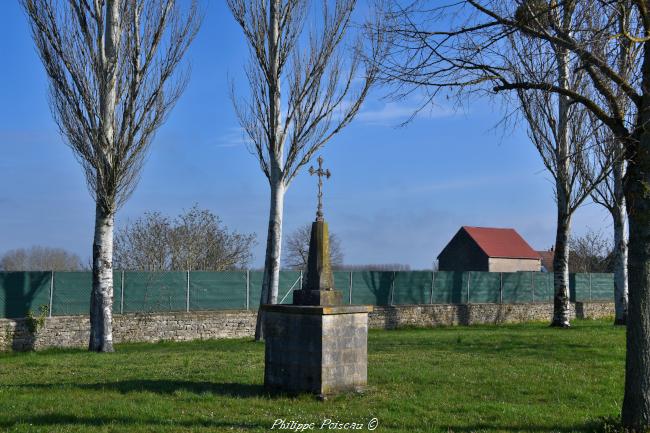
[[467, 271, 471, 304], [186, 270, 190, 312], [349, 272, 353, 305], [589, 272, 592, 301], [246, 270, 250, 310], [299, 270, 303, 290], [390, 271, 395, 306], [120, 270, 125, 314], [48, 271, 54, 317], [499, 272, 503, 304], [430, 271, 435, 304]]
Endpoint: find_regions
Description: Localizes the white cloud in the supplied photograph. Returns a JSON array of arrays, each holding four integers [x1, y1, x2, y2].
[[213, 127, 252, 148], [357, 101, 457, 125]]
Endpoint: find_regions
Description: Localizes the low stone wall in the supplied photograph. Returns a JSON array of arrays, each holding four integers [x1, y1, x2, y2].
[[1, 310, 257, 352], [0, 302, 614, 352], [368, 302, 614, 329]]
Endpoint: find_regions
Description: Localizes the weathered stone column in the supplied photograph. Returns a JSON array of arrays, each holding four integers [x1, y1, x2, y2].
[[292, 219, 343, 306]]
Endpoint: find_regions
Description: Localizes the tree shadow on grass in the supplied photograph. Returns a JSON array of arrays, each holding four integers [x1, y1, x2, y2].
[[6, 380, 270, 398], [0, 414, 268, 430], [441, 420, 608, 433], [83, 380, 266, 397], [0, 415, 612, 433]]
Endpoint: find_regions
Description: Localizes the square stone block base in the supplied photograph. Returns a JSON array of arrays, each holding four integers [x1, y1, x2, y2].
[[262, 304, 373, 397]]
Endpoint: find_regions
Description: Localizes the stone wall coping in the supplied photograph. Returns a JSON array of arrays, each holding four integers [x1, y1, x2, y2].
[[574, 301, 613, 305], [261, 304, 373, 315]]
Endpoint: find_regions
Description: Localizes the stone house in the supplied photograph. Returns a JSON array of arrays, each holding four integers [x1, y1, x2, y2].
[[537, 248, 555, 272], [437, 226, 542, 272]]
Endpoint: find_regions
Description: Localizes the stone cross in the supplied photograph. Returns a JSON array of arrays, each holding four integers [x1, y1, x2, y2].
[[309, 156, 331, 222]]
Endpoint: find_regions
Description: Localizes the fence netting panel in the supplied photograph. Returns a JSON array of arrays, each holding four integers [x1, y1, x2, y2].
[[351, 271, 392, 305], [591, 273, 614, 301], [533, 272, 553, 302], [51, 271, 122, 316], [432, 271, 466, 304], [247, 271, 302, 307], [0, 272, 51, 319], [468, 272, 501, 303], [571, 274, 588, 302], [278, 271, 302, 304], [123, 272, 186, 312], [189, 271, 246, 310], [332, 271, 351, 304], [393, 271, 431, 304], [0, 270, 616, 318], [502, 272, 534, 303], [248, 271, 263, 308]]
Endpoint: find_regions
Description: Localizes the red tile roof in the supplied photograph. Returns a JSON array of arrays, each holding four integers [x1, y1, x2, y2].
[[462, 226, 541, 260], [537, 249, 555, 271]]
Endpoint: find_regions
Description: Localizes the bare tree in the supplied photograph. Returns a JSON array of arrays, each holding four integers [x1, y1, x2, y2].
[[284, 223, 344, 270], [22, 0, 200, 352], [569, 229, 613, 273], [115, 206, 256, 271], [0, 246, 83, 271], [114, 212, 172, 271], [592, 133, 629, 324], [373, 0, 650, 427], [586, 6, 636, 325], [169, 206, 256, 271], [227, 0, 384, 340], [380, 1, 610, 327], [510, 23, 610, 327]]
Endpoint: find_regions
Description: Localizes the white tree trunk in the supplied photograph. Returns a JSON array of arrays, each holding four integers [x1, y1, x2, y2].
[[551, 205, 572, 327], [89, 203, 115, 352], [612, 159, 629, 325], [254, 0, 284, 342], [550, 43, 573, 328], [89, 0, 118, 352], [254, 176, 285, 340]]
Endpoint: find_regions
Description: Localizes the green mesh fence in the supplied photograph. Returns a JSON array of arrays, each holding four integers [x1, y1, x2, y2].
[[249, 271, 263, 308], [123, 272, 187, 313], [533, 272, 554, 302], [247, 271, 302, 307], [468, 271, 501, 303], [0, 272, 51, 318], [432, 271, 466, 304], [51, 271, 123, 316], [393, 271, 432, 305], [590, 273, 614, 301], [0, 270, 615, 317], [189, 271, 247, 310], [351, 271, 392, 305], [333, 271, 352, 304], [279, 271, 302, 304], [502, 272, 534, 303]]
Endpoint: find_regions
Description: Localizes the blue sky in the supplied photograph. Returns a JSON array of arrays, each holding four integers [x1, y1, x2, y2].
[[0, 1, 611, 270]]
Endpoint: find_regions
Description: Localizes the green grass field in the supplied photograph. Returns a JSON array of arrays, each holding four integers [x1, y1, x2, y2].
[[0, 320, 626, 433]]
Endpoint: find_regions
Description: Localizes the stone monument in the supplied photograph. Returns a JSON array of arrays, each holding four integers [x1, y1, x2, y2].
[[262, 156, 372, 397]]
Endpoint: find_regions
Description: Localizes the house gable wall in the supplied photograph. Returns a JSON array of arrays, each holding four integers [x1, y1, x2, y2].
[[438, 229, 488, 271], [488, 257, 541, 272]]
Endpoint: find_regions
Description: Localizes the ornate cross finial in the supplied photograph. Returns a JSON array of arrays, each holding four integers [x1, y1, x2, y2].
[[308, 156, 331, 221]]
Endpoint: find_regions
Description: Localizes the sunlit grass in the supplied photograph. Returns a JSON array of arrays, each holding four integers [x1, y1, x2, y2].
[[0, 319, 624, 432]]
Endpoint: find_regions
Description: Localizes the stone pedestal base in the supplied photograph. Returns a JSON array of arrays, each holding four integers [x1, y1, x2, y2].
[[293, 289, 343, 306], [262, 304, 373, 397]]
